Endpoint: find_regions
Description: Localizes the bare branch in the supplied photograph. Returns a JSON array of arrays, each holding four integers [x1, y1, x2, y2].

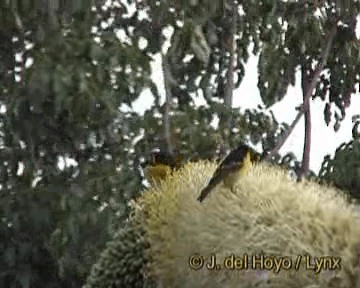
[[265, 106, 304, 160], [265, 26, 337, 163], [161, 53, 176, 155], [219, 0, 237, 153], [223, 0, 237, 107], [299, 65, 312, 178], [298, 26, 336, 178], [304, 27, 337, 105]]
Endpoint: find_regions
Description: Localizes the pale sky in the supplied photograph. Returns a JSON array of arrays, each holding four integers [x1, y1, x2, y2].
[[118, 2, 360, 174], [10, 2, 359, 178], [234, 55, 360, 173], [132, 35, 359, 174], [132, 55, 359, 173]]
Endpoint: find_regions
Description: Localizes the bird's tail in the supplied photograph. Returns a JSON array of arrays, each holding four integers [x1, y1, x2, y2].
[[197, 185, 215, 203]]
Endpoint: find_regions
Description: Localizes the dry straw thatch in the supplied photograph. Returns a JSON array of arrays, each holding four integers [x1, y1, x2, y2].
[[136, 161, 360, 288]]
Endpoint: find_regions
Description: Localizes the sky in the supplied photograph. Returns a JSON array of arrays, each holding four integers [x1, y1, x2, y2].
[[130, 16, 360, 174], [50, 3, 358, 175], [8, 2, 359, 179], [233, 55, 360, 173]]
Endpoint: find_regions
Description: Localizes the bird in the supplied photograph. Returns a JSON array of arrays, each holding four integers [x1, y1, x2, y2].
[[143, 149, 183, 185], [197, 143, 260, 203]]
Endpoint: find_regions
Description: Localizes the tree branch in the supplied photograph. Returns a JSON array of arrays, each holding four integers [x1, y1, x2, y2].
[[265, 106, 304, 160], [223, 0, 237, 107], [299, 64, 312, 178], [305, 27, 337, 107], [161, 53, 177, 155], [298, 26, 336, 178], [219, 0, 237, 154], [265, 26, 337, 163]]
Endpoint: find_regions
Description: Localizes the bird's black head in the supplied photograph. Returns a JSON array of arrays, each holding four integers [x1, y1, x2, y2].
[[149, 150, 177, 166], [219, 144, 250, 165]]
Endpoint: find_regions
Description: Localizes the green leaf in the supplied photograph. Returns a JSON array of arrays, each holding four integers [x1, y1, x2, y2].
[[17, 270, 30, 288], [4, 247, 16, 267]]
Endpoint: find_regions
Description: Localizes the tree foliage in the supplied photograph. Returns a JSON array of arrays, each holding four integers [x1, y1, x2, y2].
[[0, 2, 152, 287], [319, 140, 360, 200]]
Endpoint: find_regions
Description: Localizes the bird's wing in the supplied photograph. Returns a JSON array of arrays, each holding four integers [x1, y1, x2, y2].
[[197, 162, 241, 202], [208, 162, 241, 185]]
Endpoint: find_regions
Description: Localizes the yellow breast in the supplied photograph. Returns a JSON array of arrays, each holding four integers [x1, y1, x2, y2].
[[144, 164, 172, 185]]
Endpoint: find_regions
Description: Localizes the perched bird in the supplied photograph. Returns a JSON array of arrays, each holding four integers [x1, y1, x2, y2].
[[143, 150, 183, 185], [197, 143, 260, 203]]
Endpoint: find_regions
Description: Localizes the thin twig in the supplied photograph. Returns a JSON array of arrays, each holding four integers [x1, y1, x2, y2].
[[265, 107, 304, 160]]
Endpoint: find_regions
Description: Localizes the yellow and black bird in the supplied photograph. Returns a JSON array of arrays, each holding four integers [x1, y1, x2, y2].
[[197, 143, 261, 203], [143, 149, 183, 185]]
